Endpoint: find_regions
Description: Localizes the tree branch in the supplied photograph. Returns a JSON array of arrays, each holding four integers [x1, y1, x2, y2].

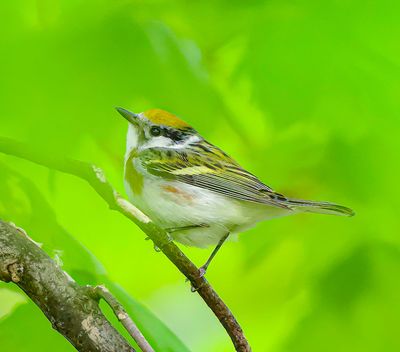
[[0, 220, 146, 352], [0, 136, 251, 352], [90, 285, 154, 352]]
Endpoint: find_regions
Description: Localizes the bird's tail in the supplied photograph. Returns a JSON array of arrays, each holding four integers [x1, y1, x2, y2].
[[285, 198, 355, 217]]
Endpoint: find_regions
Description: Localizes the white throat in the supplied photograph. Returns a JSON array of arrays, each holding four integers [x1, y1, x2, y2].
[[125, 124, 139, 161]]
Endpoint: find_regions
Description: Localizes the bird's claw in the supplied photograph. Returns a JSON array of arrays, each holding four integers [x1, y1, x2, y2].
[[185, 266, 208, 292], [198, 266, 207, 278]]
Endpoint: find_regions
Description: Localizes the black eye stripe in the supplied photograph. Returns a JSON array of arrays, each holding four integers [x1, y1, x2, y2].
[[163, 127, 196, 141], [149, 126, 196, 141], [164, 129, 183, 141]]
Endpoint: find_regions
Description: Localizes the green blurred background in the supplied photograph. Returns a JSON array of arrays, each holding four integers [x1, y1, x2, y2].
[[0, 1, 399, 351]]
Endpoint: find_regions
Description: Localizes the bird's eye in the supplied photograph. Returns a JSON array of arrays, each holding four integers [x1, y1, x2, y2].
[[150, 126, 162, 137]]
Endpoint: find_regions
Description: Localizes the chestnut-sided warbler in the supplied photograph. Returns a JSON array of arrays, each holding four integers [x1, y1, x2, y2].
[[117, 107, 354, 275]]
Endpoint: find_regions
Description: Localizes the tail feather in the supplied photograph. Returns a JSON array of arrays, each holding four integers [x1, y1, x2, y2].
[[286, 198, 355, 217]]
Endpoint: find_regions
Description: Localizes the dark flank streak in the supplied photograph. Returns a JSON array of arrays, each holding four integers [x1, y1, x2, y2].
[[204, 163, 217, 170], [180, 151, 189, 162], [196, 143, 212, 153]]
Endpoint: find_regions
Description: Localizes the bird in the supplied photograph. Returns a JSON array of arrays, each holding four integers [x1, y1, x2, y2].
[[117, 107, 354, 276]]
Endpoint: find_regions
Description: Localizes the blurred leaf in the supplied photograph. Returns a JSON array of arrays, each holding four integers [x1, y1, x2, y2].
[[283, 242, 400, 352]]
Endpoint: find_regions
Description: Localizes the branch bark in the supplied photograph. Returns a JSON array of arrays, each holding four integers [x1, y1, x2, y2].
[[0, 221, 138, 352], [90, 285, 154, 352], [0, 136, 251, 352]]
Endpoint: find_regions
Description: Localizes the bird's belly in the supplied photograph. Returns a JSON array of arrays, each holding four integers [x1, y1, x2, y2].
[[125, 177, 291, 248], [141, 178, 245, 225], [125, 177, 244, 246]]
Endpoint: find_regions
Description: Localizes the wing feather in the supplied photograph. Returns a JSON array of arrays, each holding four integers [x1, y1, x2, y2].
[[140, 142, 289, 209]]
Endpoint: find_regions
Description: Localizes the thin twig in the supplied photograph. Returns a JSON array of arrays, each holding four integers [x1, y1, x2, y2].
[[0, 136, 251, 351], [91, 285, 154, 352]]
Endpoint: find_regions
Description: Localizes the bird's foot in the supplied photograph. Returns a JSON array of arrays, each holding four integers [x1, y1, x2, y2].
[[184, 265, 208, 292], [190, 284, 199, 293], [198, 265, 207, 278], [184, 265, 207, 283]]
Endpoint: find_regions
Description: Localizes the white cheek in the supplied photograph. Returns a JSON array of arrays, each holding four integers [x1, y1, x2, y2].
[[125, 124, 139, 160], [141, 134, 201, 151], [141, 136, 172, 150]]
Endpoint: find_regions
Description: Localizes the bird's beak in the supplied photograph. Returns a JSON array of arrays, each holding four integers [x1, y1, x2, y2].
[[116, 107, 140, 125]]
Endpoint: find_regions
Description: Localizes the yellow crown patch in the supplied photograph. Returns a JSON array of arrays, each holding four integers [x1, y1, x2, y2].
[[143, 109, 190, 129]]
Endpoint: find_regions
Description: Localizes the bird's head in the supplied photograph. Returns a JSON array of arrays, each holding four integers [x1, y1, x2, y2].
[[116, 107, 201, 155]]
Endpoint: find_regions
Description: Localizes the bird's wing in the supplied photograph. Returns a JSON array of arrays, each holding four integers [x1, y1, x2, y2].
[[139, 142, 290, 209]]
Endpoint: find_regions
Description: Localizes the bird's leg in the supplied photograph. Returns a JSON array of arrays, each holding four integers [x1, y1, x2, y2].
[[165, 223, 209, 233], [198, 232, 230, 277]]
